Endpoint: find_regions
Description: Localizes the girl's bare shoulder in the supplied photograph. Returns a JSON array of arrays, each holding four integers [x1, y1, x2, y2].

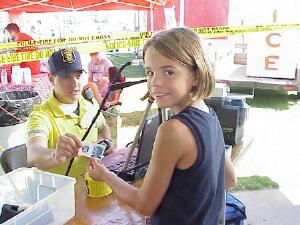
[[157, 118, 193, 144]]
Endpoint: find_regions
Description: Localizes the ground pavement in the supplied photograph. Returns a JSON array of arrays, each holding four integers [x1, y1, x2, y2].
[[232, 101, 300, 225]]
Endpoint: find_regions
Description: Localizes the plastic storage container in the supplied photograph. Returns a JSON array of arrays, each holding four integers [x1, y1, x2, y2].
[[0, 168, 76, 225]]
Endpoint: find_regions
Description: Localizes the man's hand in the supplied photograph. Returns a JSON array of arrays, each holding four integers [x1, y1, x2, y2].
[[55, 133, 83, 163]]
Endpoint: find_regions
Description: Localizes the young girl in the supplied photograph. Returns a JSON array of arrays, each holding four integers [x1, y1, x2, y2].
[[88, 27, 231, 225]]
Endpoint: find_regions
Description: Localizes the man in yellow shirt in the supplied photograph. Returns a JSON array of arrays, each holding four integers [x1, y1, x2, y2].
[[26, 49, 113, 178]]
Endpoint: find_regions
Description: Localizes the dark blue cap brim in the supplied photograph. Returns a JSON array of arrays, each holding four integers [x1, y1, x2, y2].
[[55, 67, 86, 78]]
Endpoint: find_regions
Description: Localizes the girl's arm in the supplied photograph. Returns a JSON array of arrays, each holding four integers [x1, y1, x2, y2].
[[88, 119, 196, 215]]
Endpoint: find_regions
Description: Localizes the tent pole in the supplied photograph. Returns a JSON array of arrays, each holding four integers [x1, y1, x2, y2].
[[69, 0, 75, 10], [150, 3, 154, 31], [179, 0, 185, 26]]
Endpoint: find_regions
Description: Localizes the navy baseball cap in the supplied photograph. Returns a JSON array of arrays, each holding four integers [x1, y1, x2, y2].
[[48, 49, 85, 78]]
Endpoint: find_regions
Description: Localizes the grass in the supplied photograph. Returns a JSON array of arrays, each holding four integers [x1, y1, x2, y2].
[[103, 111, 118, 143], [230, 175, 279, 192], [230, 87, 299, 110], [120, 108, 158, 127], [108, 52, 146, 78]]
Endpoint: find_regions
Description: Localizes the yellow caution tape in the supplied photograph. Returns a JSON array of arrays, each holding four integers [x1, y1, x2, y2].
[[0, 31, 154, 50], [0, 23, 299, 50], [0, 38, 149, 65], [0, 23, 299, 65], [0, 48, 57, 65], [193, 23, 300, 38]]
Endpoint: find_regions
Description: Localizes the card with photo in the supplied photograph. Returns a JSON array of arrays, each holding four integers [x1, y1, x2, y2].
[[78, 143, 106, 159]]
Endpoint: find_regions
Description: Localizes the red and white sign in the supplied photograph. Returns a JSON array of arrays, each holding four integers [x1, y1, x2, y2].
[[247, 30, 299, 79]]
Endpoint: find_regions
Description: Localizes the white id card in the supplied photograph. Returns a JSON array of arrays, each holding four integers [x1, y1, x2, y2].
[[78, 143, 106, 159]]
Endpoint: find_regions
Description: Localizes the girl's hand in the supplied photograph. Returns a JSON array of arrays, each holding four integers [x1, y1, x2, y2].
[[87, 157, 109, 181]]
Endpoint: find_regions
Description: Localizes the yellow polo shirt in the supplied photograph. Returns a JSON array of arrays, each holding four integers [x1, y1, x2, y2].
[[26, 93, 106, 178]]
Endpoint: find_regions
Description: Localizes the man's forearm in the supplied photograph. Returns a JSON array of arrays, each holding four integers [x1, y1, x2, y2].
[[27, 144, 61, 169]]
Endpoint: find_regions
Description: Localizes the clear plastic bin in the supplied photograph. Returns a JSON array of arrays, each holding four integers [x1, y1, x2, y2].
[[0, 168, 76, 225]]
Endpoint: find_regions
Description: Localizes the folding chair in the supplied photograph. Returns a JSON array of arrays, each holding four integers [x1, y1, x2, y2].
[[0, 144, 27, 173]]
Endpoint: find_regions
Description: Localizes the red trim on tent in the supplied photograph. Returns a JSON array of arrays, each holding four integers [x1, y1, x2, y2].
[[0, 0, 167, 13]]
